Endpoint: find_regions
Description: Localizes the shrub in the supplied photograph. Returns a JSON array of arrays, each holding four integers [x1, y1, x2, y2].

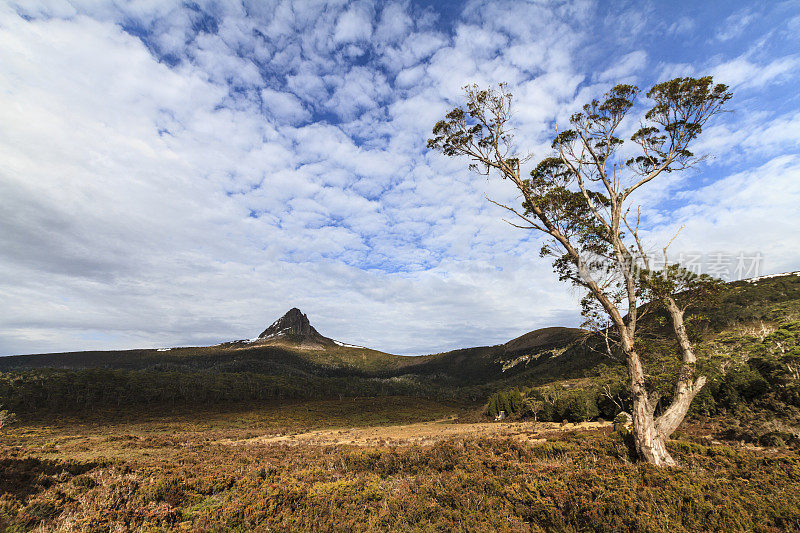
[[688, 385, 717, 417], [141, 478, 187, 507], [721, 366, 769, 405], [71, 476, 97, 490]]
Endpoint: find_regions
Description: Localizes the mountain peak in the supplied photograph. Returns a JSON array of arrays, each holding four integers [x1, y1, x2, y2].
[[259, 308, 321, 339]]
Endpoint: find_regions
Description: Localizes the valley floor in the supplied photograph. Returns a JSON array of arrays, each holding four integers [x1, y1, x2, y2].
[[1, 397, 799, 531]]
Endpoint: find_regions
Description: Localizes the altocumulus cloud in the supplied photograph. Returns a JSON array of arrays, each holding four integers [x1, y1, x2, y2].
[[1, 0, 799, 355]]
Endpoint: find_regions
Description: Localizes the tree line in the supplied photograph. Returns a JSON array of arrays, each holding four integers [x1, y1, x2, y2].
[[0, 369, 453, 414]]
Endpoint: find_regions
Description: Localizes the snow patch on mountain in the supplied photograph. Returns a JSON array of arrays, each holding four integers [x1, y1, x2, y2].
[[334, 340, 365, 349], [744, 271, 800, 283]]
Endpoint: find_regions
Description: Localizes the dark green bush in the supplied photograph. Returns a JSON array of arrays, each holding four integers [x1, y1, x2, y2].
[[561, 389, 600, 422], [525, 387, 605, 423], [688, 385, 717, 417], [486, 389, 524, 418], [715, 365, 768, 409]]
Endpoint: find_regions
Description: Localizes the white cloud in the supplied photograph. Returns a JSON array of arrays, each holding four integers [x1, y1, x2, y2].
[[715, 7, 757, 42], [375, 2, 413, 44], [261, 88, 311, 124], [326, 67, 391, 120], [712, 55, 800, 89], [668, 17, 695, 35], [660, 155, 800, 276], [693, 110, 800, 160], [334, 4, 373, 44], [597, 50, 647, 82]]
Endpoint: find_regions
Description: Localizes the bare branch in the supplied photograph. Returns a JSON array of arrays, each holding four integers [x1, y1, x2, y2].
[[662, 224, 685, 268], [484, 195, 547, 232]]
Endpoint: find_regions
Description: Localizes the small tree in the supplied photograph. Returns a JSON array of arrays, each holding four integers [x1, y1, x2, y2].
[[428, 77, 731, 465]]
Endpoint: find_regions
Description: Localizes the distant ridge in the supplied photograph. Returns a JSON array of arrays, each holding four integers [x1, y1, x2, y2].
[[503, 327, 587, 354]]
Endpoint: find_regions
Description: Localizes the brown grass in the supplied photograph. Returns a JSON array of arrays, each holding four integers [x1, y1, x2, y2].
[[1, 397, 799, 532]]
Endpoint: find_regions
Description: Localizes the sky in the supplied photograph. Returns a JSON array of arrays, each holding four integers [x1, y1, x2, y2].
[[1, 0, 800, 356]]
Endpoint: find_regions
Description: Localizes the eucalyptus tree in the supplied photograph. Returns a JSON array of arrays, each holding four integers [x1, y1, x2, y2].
[[428, 77, 731, 465]]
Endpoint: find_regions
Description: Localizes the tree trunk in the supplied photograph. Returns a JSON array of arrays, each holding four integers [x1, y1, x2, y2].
[[631, 408, 675, 466], [624, 345, 677, 466], [655, 298, 706, 438], [621, 298, 707, 466]]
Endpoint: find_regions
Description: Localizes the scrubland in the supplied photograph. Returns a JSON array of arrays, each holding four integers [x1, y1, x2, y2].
[[1, 397, 799, 532]]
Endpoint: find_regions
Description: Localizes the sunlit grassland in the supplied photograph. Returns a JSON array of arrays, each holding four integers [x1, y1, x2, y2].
[[1, 397, 466, 462]]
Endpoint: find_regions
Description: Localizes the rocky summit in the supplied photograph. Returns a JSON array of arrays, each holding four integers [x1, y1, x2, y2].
[[256, 308, 336, 349], [259, 308, 322, 339]]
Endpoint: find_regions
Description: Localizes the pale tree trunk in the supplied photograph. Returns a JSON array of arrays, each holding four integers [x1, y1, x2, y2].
[[617, 298, 706, 466], [654, 298, 706, 438], [620, 334, 676, 466]]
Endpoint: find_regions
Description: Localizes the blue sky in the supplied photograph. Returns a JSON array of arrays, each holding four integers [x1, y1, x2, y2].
[[1, 0, 799, 355]]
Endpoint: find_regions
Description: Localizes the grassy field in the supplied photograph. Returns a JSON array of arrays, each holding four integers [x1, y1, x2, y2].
[[1, 397, 800, 532]]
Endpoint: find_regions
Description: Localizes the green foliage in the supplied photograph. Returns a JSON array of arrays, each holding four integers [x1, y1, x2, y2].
[[0, 407, 16, 429], [525, 386, 608, 423], [486, 389, 524, 417], [717, 365, 769, 409], [0, 369, 463, 415], [562, 389, 600, 421], [687, 385, 716, 418]]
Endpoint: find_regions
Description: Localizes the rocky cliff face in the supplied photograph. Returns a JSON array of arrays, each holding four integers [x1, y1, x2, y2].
[[256, 308, 335, 350], [259, 308, 322, 338]]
